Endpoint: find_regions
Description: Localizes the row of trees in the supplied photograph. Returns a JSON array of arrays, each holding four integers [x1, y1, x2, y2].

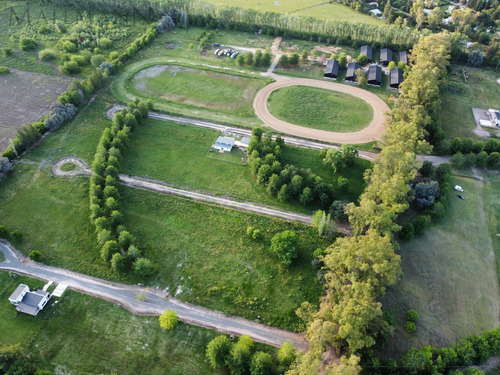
[[206, 335, 295, 375], [247, 128, 346, 209], [365, 327, 500, 374], [288, 33, 452, 374], [236, 50, 272, 68], [89, 100, 155, 277], [44, 0, 418, 50]]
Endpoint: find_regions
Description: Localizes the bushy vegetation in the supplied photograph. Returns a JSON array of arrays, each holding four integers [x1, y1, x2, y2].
[[0, 66, 9, 74], [89, 99, 154, 276]]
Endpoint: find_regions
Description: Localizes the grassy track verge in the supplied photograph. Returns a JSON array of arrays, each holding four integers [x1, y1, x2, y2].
[[267, 85, 373, 132]]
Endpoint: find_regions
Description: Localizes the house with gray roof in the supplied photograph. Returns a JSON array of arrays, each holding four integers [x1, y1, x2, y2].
[[213, 136, 235, 153], [324, 59, 339, 79], [380, 48, 393, 66], [345, 62, 361, 82], [367, 65, 382, 86], [360, 45, 373, 62], [390, 68, 404, 88], [9, 284, 51, 316], [399, 51, 409, 65]]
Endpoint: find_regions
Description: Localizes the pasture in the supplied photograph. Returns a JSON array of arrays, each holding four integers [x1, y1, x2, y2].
[[0, 69, 72, 152], [382, 175, 500, 356], [267, 85, 373, 132], [441, 65, 500, 139]]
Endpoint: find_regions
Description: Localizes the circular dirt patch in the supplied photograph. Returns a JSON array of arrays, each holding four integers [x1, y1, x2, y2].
[[267, 85, 373, 132]]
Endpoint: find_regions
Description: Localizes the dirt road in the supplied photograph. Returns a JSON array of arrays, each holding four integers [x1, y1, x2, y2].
[[0, 239, 308, 350], [253, 78, 390, 144]]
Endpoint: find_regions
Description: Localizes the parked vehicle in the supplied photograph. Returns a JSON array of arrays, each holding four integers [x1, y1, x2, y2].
[[214, 49, 220, 55], [454, 185, 463, 192], [457, 194, 465, 200]]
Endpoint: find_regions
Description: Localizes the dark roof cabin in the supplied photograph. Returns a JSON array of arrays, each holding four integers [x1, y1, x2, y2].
[[324, 59, 339, 79], [360, 45, 373, 62], [390, 68, 403, 88], [380, 48, 393, 65], [399, 50, 409, 65], [367, 65, 382, 86], [345, 62, 361, 81]]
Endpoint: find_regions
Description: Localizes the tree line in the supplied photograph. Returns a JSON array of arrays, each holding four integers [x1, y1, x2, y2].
[[287, 33, 452, 374], [89, 100, 155, 277]]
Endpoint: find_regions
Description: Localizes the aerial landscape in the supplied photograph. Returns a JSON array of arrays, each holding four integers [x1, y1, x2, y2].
[[0, 0, 499, 374]]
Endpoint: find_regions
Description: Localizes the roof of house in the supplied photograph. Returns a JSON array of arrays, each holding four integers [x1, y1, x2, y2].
[[346, 62, 361, 78], [368, 65, 382, 83], [22, 290, 49, 307], [9, 284, 28, 302], [380, 48, 392, 62], [16, 303, 39, 316], [324, 59, 339, 76], [215, 136, 235, 146], [360, 45, 373, 60], [240, 136, 251, 145], [390, 68, 403, 85], [370, 8, 382, 15], [399, 50, 408, 64]]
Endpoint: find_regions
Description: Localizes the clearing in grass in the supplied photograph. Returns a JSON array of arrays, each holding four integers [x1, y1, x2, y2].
[[267, 85, 373, 132], [381, 175, 500, 357]]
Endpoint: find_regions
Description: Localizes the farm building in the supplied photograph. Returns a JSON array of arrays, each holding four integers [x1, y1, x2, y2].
[[399, 51, 409, 65], [8, 284, 51, 316], [380, 48, 393, 65], [235, 136, 251, 148], [390, 68, 404, 88], [345, 62, 361, 82], [488, 109, 500, 127], [367, 65, 382, 86], [213, 136, 235, 152], [324, 59, 340, 79], [360, 45, 373, 62]]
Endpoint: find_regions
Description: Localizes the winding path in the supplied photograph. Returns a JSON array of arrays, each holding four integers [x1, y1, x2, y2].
[[52, 157, 352, 235], [0, 239, 308, 350]]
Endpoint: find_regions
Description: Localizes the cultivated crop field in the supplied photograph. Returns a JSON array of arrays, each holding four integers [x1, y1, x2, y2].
[[267, 85, 373, 132], [382, 175, 500, 356], [0, 69, 72, 152]]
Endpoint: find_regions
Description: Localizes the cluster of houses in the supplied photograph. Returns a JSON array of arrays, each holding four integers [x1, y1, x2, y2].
[[324, 45, 408, 89]]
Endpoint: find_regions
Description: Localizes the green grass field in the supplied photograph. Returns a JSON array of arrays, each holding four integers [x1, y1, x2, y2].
[[441, 65, 500, 139], [201, 0, 383, 25], [128, 64, 267, 116], [120, 118, 370, 213], [267, 85, 373, 132], [0, 273, 226, 375], [381, 175, 500, 356]]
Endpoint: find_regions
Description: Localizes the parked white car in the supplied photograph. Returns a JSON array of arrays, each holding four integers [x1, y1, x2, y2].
[[454, 185, 463, 192]]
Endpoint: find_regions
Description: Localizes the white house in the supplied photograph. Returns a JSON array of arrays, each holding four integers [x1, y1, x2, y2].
[[213, 136, 235, 153], [9, 284, 51, 316], [234, 136, 251, 148], [369, 8, 382, 16], [488, 109, 500, 127]]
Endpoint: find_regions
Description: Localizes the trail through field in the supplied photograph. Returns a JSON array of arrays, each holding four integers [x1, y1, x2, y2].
[[51, 157, 352, 234], [0, 239, 308, 350]]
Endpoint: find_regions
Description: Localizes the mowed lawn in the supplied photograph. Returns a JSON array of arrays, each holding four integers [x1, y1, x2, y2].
[[267, 85, 373, 132], [441, 65, 500, 139], [0, 273, 225, 375], [120, 118, 370, 213], [382, 175, 500, 356], [201, 0, 383, 25], [128, 64, 267, 115]]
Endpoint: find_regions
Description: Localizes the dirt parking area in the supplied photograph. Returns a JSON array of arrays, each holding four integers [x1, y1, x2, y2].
[[0, 69, 72, 152]]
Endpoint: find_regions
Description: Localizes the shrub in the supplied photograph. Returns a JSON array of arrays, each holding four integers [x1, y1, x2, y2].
[[61, 41, 77, 53], [270, 230, 299, 266], [111, 252, 128, 272], [206, 335, 231, 369], [11, 230, 23, 242], [405, 321, 416, 333], [3, 48, 12, 56], [91, 55, 106, 68], [100, 240, 119, 262], [39, 49, 58, 62], [159, 309, 178, 330], [399, 223, 414, 241], [277, 342, 295, 366], [407, 310, 419, 322], [71, 55, 88, 66], [29, 250, 41, 261], [357, 53, 368, 66], [0, 225, 8, 238], [118, 230, 135, 250], [60, 61, 80, 75], [289, 53, 300, 65], [252, 229, 263, 241], [246, 226, 255, 237], [98, 38, 112, 49], [0, 66, 9, 74], [413, 215, 430, 235], [134, 258, 154, 277], [250, 351, 275, 375], [19, 38, 37, 51]]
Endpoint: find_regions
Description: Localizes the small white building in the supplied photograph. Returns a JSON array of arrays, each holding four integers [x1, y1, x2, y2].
[[234, 136, 251, 148], [213, 136, 235, 153], [8, 284, 51, 316], [369, 8, 382, 16], [488, 109, 500, 127]]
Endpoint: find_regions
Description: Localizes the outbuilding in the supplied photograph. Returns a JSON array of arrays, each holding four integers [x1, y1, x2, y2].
[[213, 136, 235, 153], [390, 68, 404, 88], [8, 284, 51, 316], [380, 48, 393, 65], [488, 109, 500, 127], [399, 50, 409, 65], [324, 59, 339, 79], [367, 65, 382, 86], [345, 62, 361, 82], [370, 8, 382, 16], [360, 45, 373, 62]]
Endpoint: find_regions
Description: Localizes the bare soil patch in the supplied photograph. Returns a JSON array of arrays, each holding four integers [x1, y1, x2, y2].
[[0, 69, 72, 152]]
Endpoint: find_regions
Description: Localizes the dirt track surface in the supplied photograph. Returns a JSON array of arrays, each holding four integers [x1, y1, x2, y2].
[[253, 78, 390, 144], [0, 239, 308, 350]]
